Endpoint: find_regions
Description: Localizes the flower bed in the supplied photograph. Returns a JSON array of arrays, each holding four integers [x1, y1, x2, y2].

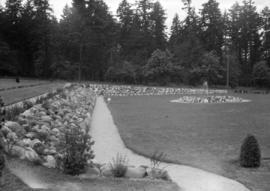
[[171, 95, 251, 104], [87, 84, 227, 97]]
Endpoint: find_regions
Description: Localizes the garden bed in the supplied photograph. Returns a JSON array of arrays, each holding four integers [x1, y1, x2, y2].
[[87, 83, 227, 96], [2, 85, 96, 170], [171, 95, 251, 104]]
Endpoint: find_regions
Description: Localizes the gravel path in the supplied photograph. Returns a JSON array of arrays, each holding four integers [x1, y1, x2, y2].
[[90, 96, 250, 191]]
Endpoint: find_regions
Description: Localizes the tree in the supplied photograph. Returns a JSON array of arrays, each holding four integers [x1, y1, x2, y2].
[[226, 52, 241, 88], [56, 0, 118, 81], [117, 0, 133, 38], [143, 49, 175, 85], [169, 14, 181, 46], [228, 1, 262, 86], [252, 60, 270, 87], [32, 0, 55, 77], [261, 7, 270, 66], [105, 60, 136, 83], [117, 0, 134, 57], [190, 51, 224, 85], [200, 0, 224, 58], [150, 1, 167, 50]]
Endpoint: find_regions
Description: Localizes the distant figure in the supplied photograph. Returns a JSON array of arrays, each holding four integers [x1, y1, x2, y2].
[[16, 76, 20, 83], [203, 80, 208, 94]]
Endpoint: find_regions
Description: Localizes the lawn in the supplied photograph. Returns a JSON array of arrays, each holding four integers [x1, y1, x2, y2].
[[0, 78, 50, 90], [0, 83, 64, 105], [109, 93, 270, 191]]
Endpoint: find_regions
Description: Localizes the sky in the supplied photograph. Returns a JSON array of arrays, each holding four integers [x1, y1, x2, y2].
[[0, 0, 269, 32]]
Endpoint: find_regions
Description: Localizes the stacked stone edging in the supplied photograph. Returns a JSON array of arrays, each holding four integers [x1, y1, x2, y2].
[[87, 83, 227, 97]]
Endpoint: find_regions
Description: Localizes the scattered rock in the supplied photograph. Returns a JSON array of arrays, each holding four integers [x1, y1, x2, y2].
[[43, 147, 57, 155], [33, 142, 46, 155], [147, 168, 171, 181], [24, 147, 40, 162], [10, 145, 26, 158], [79, 166, 100, 179], [101, 164, 113, 177], [21, 110, 32, 117], [25, 132, 37, 139], [43, 155, 56, 168], [29, 139, 41, 148], [125, 166, 147, 178], [41, 115, 52, 122]]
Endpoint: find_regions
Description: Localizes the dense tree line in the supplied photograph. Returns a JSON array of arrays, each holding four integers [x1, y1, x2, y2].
[[0, 0, 270, 87]]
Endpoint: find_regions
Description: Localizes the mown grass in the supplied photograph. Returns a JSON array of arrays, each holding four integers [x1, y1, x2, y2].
[[109, 93, 270, 191], [0, 78, 50, 90], [0, 83, 64, 105]]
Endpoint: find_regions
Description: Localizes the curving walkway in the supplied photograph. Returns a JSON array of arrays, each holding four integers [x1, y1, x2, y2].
[[90, 96, 250, 191]]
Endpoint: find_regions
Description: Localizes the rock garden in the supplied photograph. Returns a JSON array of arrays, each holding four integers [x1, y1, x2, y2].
[[171, 95, 251, 104], [1, 83, 173, 185], [88, 84, 227, 96], [2, 85, 96, 170]]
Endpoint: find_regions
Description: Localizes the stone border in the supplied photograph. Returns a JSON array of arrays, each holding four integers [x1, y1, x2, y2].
[[171, 95, 251, 104]]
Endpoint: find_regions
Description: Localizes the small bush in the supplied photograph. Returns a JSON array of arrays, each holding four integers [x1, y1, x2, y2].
[[5, 106, 24, 121], [240, 134, 261, 168], [110, 154, 128, 178], [62, 125, 95, 175], [23, 101, 33, 110], [41, 101, 50, 111], [0, 96, 5, 122]]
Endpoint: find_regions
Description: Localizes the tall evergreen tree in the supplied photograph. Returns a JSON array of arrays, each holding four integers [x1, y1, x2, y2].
[[169, 14, 181, 46], [200, 0, 224, 57], [150, 1, 167, 50], [261, 6, 270, 66], [117, 0, 134, 54], [228, 1, 262, 85]]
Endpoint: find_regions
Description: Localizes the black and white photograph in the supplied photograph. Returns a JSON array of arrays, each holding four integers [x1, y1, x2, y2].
[[0, 0, 270, 190]]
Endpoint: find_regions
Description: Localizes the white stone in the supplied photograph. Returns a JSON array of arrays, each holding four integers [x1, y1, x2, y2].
[[43, 155, 56, 168], [21, 110, 32, 117], [125, 166, 146, 178], [100, 164, 113, 177]]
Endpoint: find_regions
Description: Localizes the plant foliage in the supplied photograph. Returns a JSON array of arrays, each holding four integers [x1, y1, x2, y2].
[[240, 134, 261, 168]]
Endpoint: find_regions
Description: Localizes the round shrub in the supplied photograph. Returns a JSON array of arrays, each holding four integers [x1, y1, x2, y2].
[[240, 134, 261, 168]]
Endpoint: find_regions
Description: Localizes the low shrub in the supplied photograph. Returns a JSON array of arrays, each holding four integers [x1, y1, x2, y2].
[[5, 106, 24, 121], [0, 96, 5, 122], [62, 125, 95, 175], [240, 134, 261, 168], [110, 153, 128, 178], [23, 101, 33, 110]]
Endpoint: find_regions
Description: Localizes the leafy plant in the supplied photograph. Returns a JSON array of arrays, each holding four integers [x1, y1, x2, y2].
[[150, 151, 167, 169], [41, 100, 50, 111], [240, 134, 261, 168], [5, 106, 24, 121], [6, 132, 18, 153], [23, 100, 34, 110], [62, 124, 95, 175], [109, 153, 128, 178], [0, 96, 5, 123]]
